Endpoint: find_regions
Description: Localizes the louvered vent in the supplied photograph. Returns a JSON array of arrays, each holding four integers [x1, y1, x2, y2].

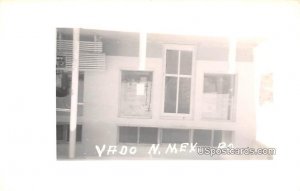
[[57, 38, 106, 70]]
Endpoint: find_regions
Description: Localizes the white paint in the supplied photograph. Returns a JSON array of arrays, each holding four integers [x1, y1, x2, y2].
[[139, 32, 147, 70], [136, 83, 145, 95], [228, 36, 237, 73], [68, 28, 80, 159], [57, 54, 257, 158]]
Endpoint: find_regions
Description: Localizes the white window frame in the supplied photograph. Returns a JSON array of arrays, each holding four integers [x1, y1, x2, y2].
[[161, 44, 196, 119]]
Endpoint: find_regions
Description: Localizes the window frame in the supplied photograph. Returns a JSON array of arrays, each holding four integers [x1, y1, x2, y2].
[[117, 125, 234, 147], [161, 44, 196, 119], [200, 73, 238, 122], [118, 69, 154, 119]]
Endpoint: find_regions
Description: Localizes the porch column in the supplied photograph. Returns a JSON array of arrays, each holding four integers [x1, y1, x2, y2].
[[139, 32, 147, 70], [69, 28, 80, 158], [228, 36, 237, 73]]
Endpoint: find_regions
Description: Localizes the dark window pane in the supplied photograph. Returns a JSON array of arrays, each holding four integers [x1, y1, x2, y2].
[[222, 131, 233, 144], [193, 130, 212, 146], [178, 77, 191, 114], [56, 124, 65, 141], [162, 129, 190, 144], [139, 127, 158, 144], [180, 51, 192, 75], [213, 130, 222, 147], [56, 71, 71, 98], [164, 77, 177, 113], [76, 125, 82, 142], [78, 74, 84, 103], [166, 50, 178, 74], [56, 72, 84, 109], [119, 126, 138, 143], [57, 124, 82, 142], [77, 105, 84, 116]]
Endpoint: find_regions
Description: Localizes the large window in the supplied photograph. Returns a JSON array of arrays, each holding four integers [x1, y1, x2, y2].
[[163, 46, 194, 115], [119, 70, 153, 118], [202, 74, 236, 120]]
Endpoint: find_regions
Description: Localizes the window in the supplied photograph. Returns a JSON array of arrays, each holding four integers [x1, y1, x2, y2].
[[212, 130, 233, 147], [193, 129, 212, 146], [56, 124, 82, 143], [118, 126, 158, 144], [202, 74, 236, 120], [163, 46, 194, 115], [56, 71, 84, 116], [139, 127, 158, 144], [119, 126, 138, 144], [119, 70, 153, 118], [161, 128, 190, 144], [118, 126, 233, 146], [193, 129, 233, 147]]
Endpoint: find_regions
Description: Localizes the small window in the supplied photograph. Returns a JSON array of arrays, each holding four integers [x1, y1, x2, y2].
[[163, 46, 194, 115], [119, 126, 138, 144], [213, 130, 233, 147], [119, 71, 153, 118], [161, 128, 190, 144], [193, 129, 212, 146], [192, 129, 233, 147], [56, 124, 82, 143], [139, 127, 158, 144], [118, 126, 158, 144], [212, 130, 222, 147], [202, 74, 235, 120]]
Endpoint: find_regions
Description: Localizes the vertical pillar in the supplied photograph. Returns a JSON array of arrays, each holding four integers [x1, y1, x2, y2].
[[69, 28, 80, 159], [139, 32, 147, 70], [228, 36, 237, 73]]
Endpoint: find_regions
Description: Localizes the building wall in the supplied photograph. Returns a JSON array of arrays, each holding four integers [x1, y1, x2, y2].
[[57, 40, 256, 159]]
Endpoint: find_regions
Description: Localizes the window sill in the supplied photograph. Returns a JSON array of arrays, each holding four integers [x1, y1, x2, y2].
[[160, 114, 193, 120]]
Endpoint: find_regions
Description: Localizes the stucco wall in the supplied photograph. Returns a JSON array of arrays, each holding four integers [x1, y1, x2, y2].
[[57, 40, 256, 159]]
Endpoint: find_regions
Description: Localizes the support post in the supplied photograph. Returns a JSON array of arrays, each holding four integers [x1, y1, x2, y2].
[[139, 32, 147, 70], [69, 28, 80, 159], [228, 36, 237, 73]]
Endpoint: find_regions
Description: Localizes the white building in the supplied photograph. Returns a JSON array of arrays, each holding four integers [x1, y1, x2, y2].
[[56, 28, 268, 159]]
